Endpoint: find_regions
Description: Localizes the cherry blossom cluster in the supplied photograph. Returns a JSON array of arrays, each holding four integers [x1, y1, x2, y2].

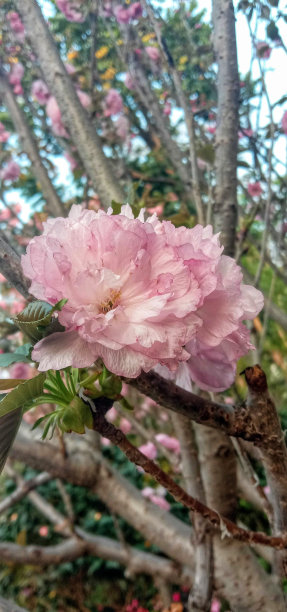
[[22, 205, 263, 391]]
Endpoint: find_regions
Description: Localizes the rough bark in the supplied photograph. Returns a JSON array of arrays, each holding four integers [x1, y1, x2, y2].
[[172, 415, 212, 611], [212, 0, 239, 252], [244, 366, 287, 576], [10, 429, 195, 569], [15, 0, 124, 210], [196, 426, 285, 611], [0, 73, 64, 217], [0, 232, 30, 299]]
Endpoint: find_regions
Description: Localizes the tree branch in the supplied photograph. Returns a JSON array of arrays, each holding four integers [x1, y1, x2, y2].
[[0, 72, 64, 217], [15, 0, 124, 210], [0, 232, 30, 299], [212, 0, 239, 255]]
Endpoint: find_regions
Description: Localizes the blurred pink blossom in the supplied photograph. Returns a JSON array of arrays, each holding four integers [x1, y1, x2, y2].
[[155, 433, 180, 454], [46, 96, 69, 138], [119, 417, 132, 434], [139, 442, 157, 460], [64, 151, 78, 171], [163, 101, 171, 116], [128, 3, 143, 20], [0, 159, 20, 182], [39, 526, 49, 537], [256, 41, 272, 59], [210, 599, 221, 612], [104, 89, 123, 116], [114, 5, 131, 23], [9, 63, 24, 95], [9, 362, 34, 379], [7, 12, 25, 42], [77, 89, 91, 108], [124, 73, 136, 90], [55, 0, 84, 22], [115, 116, 129, 140], [0, 122, 10, 143], [31, 80, 50, 105], [172, 593, 181, 602], [145, 46, 161, 62], [247, 182, 262, 197]]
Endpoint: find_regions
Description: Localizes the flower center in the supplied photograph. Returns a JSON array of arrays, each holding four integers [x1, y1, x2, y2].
[[99, 289, 121, 314]]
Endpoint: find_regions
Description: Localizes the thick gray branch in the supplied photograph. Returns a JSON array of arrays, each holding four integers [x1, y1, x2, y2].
[[212, 0, 239, 256], [0, 232, 30, 299], [0, 73, 64, 217], [15, 0, 124, 210]]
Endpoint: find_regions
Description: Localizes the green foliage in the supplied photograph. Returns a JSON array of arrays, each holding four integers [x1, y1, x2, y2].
[[14, 299, 68, 342]]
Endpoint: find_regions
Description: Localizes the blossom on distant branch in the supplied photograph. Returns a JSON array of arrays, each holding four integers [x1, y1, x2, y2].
[[46, 96, 69, 138], [104, 89, 123, 116], [22, 206, 263, 389], [247, 182, 262, 198], [9, 62, 24, 95], [31, 79, 50, 105], [0, 122, 10, 143], [55, 0, 84, 22], [0, 159, 20, 182], [7, 12, 25, 43], [256, 41, 272, 59], [145, 46, 161, 62]]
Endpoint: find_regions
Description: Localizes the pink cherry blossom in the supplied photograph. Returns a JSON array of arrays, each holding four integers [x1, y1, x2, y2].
[[38, 526, 49, 537], [163, 101, 171, 116], [138, 442, 157, 460], [155, 433, 181, 454], [114, 5, 131, 23], [128, 3, 143, 20], [46, 97, 69, 138], [0, 159, 20, 182], [104, 89, 123, 117], [256, 41, 272, 59], [31, 80, 50, 105], [0, 122, 10, 143], [247, 182, 262, 198], [7, 12, 25, 43], [124, 73, 136, 90], [115, 116, 130, 141], [119, 417, 132, 434], [77, 89, 91, 109], [9, 63, 24, 95], [22, 206, 263, 389], [281, 111, 287, 135], [172, 593, 181, 603], [64, 151, 78, 171], [9, 362, 34, 379], [145, 46, 161, 62], [55, 0, 84, 22], [210, 599, 221, 612], [150, 219, 264, 392], [149, 494, 170, 510]]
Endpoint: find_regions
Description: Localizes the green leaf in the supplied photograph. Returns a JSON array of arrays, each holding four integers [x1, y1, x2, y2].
[[14, 299, 68, 342], [0, 379, 29, 390], [0, 344, 32, 367], [61, 396, 93, 433], [110, 200, 123, 215], [0, 373, 46, 473], [0, 407, 23, 474], [0, 373, 46, 419]]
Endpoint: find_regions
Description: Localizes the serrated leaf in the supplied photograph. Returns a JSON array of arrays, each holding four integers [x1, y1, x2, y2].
[[0, 407, 23, 473], [14, 299, 67, 342], [0, 373, 46, 419], [0, 373, 46, 473]]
